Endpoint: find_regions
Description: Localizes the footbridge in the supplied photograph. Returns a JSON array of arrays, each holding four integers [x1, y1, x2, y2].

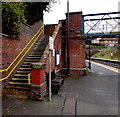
[[82, 12, 120, 38]]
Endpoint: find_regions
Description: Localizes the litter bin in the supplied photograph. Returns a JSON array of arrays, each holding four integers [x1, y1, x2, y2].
[[31, 63, 46, 85]]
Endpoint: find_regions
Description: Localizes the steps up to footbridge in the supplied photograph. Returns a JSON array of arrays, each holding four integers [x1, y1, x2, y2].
[[3, 36, 49, 98]]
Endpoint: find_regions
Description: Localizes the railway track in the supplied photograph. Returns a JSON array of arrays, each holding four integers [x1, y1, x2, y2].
[[89, 58, 120, 69]]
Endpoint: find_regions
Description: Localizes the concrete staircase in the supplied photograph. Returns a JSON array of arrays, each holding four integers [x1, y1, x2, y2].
[[3, 36, 49, 98]]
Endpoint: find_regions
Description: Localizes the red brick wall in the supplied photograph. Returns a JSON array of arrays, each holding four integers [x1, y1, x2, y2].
[[43, 12, 86, 76], [69, 12, 82, 29], [66, 12, 82, 38], [69, 38, 86, 76], [65, 12, 86, 76], [69, 39, 86, 68], [2, 21, 43, 71], [2, 33, 32, 69], [44, 24, 56, 36]]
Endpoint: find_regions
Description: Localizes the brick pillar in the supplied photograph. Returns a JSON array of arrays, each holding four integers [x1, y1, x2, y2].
[[65, 12, 86, 76], [31, 63, 47, 100]]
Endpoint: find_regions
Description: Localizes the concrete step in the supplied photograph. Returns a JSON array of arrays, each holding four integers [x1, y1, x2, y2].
[[35, 42, 48, 45], [28, 55, 42, 58], [28, 51, 43, 55], [4, 89, 31, 99], [12, 77, 29, 80], [34, 50, 44, 52], [5, 84, 31, 91], [31, 47, 45, 50], [17, 70, 31, 74], [26, 56, 40, 59], [12, 78, 30, 83], [28, 55, 41, 57], [21, 64, 30, 68], [35, 42, 42, 45], [8, 82, 31, 87], [29, 51, 42, 54], [14, 74, 29, 78], [24, 59, 39, 62], [23, 62, 32, 65], [19, 68, 31, 71]]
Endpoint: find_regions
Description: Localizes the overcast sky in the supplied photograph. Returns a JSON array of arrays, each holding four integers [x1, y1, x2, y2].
[[44, 0, 119, 24]]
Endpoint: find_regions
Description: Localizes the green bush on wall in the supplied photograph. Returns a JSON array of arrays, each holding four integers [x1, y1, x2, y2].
[[2, 2, 26, 39], [2, 1, 57, 39]]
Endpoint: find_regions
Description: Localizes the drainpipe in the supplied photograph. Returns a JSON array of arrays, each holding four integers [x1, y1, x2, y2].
[[88, 38, 91, 69], [67, 0, 70, 75]]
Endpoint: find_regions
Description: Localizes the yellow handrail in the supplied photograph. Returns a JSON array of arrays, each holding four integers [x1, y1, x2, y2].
[[0, 27, 44, 81], [0, 25, 44, 72], [28, 73, 31, 84]]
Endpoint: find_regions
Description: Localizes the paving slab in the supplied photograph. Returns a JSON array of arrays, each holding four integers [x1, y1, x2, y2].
[[62, 98, 76, 115]]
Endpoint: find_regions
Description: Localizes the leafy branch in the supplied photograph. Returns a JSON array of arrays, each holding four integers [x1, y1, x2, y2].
[[2, 1, 59, 39]]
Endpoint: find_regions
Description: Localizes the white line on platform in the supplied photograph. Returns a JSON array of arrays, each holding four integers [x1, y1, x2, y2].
[[86, 60, 120, 73]]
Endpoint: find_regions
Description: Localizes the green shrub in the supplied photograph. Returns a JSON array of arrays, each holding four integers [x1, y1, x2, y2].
[[2, 2, 26, 39], [92, 46, 120, 60]]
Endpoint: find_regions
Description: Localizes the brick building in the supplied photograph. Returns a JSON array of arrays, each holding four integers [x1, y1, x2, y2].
[[2, 11, 86, 99], [99, 38, 118, 46], [45, 12, 86, 76], [2, 11, 86, 81]]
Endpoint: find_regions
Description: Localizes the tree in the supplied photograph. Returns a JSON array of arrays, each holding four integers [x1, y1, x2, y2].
[[2, 1, 59, 39], [24, 1, 60, 25], [24, 2, 49, 25], [2, 2, 26, 39]]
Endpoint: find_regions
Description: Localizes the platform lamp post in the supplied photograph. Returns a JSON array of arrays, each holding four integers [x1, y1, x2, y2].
[[67, 0, 70, 75]]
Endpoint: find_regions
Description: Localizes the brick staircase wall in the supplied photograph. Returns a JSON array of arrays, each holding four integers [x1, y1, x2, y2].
[[2, 33, 31, 70], [2, 21, 43, 82], [2, 21, 43, 70]]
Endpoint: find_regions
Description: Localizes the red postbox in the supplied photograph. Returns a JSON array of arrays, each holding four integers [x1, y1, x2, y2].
[[31, 63, 46, 85]]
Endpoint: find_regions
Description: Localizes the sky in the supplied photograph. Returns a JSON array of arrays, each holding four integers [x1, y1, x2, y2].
[[43, 0, 120, 24]]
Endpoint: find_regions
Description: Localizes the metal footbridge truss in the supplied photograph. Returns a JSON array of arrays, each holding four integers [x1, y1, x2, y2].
[[82, 12, 120, 38]]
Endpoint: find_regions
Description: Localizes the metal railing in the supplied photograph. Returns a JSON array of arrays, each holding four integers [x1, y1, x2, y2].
[[27, 23, 62, 84], [0, 25, 44, 81], [28, 73, 31, 84]]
